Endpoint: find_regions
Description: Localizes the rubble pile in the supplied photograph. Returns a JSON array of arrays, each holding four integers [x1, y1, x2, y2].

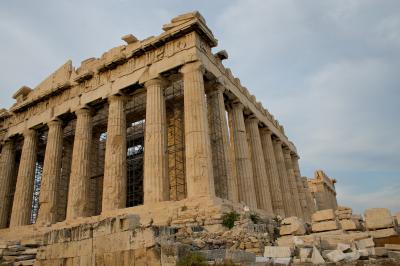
[[0, 240, 41, 266], [269, 207, 400, 264]]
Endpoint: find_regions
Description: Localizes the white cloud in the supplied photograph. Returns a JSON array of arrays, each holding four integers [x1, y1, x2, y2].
[[0, 0, 399, 212], [337, 183, 400, 214]]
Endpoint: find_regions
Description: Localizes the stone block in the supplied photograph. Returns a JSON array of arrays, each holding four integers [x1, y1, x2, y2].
[[263, 246, 292, 258], [325, 249, 346, 262], [337, 243, 351, 252], [311, 220, 340, 232], [272, 257, 291, 265], [299, 248, 312, 259], [385, 244, 400, 251], [364, 208, 394, 229], [388, 251, 400, 259], [312, 209, 336, 222], [276, 236, 294, 248], [395, 212, 400, 225], [120, 214, 140, 231], [311, 246, 325, 264], [374, 247, 388, 257], [343, 250, 360, 262], [281, 216, 300, 225], [197, 249, 255, 263], [356, 237, 374, 249], [337, 213, 352, 220], [369, 227, 397, 238], [358, 249, 370, 257], [339, 219, 357, 231], [279, 220, 306, 236]]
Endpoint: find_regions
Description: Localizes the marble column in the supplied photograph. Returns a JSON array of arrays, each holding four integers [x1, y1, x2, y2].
[[291, 153, 309, 220], [259, 128, 285, 217], [66, 108, 92, 220], [272, 139, 295, 217], [227, 111, 239, 203], [207, 84, 235, 201], [228, 102, 257, 209], [143, 79, 169, 204], [10, 129, 37, 227], [245, 117, 273, 213], [0, 140, 16, 228], [102, 95, 127, 211], [283, 147, 303, 218], [181, 62, 215, 198], [37, 119, 63, 225]]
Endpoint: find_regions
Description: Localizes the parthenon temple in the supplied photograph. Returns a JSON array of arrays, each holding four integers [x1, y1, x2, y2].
[[0, 11, 345, 264]]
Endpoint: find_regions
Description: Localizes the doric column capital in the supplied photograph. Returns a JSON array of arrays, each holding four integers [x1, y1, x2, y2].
[[282, 145, 291, 155], [75, 107, 92, 117], [259, 127, 272, 136], [180, 61, 205, 75], [205, 80, 226, 95], [23, 128, 36, 138], [144, 77, 169, 88], [245, 115, 259, 125], [231, 101, 244, 111], [48, 119, 62, 128], [108, 94, 128, 105], [273, 137, 282, 145], [291, 152, 300, 159]]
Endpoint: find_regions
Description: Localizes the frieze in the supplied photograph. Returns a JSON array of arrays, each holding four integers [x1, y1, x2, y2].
[[1, 32, 198, 136]]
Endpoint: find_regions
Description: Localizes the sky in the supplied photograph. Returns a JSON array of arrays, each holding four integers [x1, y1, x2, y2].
[[1, 0, 399, 214]]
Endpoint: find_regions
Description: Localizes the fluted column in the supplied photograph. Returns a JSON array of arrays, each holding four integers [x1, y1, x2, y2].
[[291, 154, 309, 220], [10, 129, 37, 227], [259, 128, 285, 217], [283, 147, 303, 218], [181, 62, 215, 198], [66, 108, 92, 220], [227, 112, 239, 203], [0, 140, 16, 228], [207, 84, 235, 201], [272, 139, 295, 216], [37, 119, 63, 225], [245, 117, 273, 213], [143, 79, 169, 204], [102, 95, 127, 211], [228, 102, 257, 209]]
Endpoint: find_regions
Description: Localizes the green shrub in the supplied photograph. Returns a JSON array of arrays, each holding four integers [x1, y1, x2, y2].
[[222, 211, 240, 229], [176, 252, 207, 266]]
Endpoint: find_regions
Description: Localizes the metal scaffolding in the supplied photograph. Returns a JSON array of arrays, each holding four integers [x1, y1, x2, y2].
[[165, 80, 186, 200], [126, 91, 146, 207]]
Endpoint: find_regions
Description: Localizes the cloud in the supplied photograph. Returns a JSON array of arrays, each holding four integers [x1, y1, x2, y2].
[[337, 183, 400, 214], [0, 0, 399, 212]]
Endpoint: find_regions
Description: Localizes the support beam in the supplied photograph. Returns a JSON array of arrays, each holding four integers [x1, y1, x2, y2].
[[291, 154, 309, 220], [0, 140, 16, 228], [102, 95, 127, 211], [283, 147, 303, 218], [143, 79, 169, 204], [207, 84, 234, 201], [245, 117, 273, 213], [181, 62, 215, 198], [10, 129, 37, 227], [260, 128, 285, 217], [272, 139, 295, 217], [37, 119, 63, 225], [228, 102, 257, 209], [66, 108, 92, 220]]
